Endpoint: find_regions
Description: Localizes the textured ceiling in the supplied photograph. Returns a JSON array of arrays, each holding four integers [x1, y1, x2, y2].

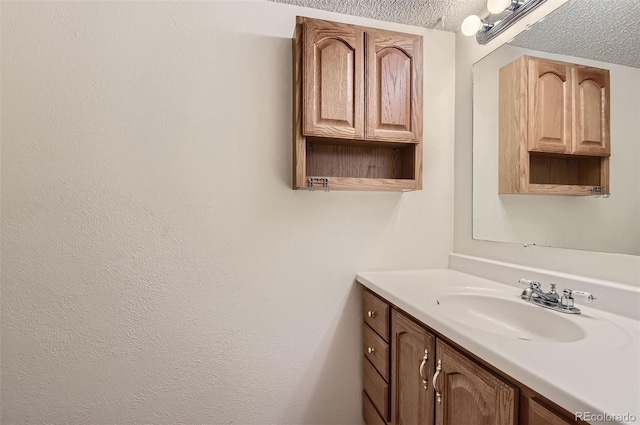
[[269, 0, 487, 32], [272, 0, 640, 68], [509, 0, 640, 68]]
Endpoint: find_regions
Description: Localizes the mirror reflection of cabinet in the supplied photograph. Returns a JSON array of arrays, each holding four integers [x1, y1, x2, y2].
[[499, 55, 610, 195], [472, 0, 640, 255], [527, 58, 572, 154], [572, 65, 610, 156]]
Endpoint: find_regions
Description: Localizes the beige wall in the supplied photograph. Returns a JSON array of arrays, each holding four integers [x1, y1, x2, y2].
[[0, 1, 455, 423], [454, 0, 640, 285]]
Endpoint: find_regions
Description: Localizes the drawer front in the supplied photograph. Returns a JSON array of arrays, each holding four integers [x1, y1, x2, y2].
[[363, 290, 390, 342], [363, 357, 389, 420], [363, 325, 389, 381], [362, 391, 386, 425]]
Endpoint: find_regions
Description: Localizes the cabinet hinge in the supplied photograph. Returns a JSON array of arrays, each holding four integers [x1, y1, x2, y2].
[[590, 186, 610, 198], [307, 177, 330, 192]]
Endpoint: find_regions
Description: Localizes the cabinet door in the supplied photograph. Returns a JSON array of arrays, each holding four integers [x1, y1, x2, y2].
[[391, 310, 435, 425], [302, 20, 364, 139], [572, 66, 610, 156], [366, 30, 422, 142], [527, 57, 572, 153], [434, 340, 517, 425], [525, 398, 574, 425]]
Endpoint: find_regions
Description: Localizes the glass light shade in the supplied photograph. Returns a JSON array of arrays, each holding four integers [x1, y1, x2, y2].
[[487, 0, 512, 14], [461, 15, 483, 36]]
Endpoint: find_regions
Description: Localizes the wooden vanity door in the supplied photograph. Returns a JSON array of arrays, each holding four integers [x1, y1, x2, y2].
[[527, 57, 572, 154], [391, 310, 435, 425], [302, 20, 364, 139], [434, 340, 517, 425], [572, 66, 610, 156], [525, 398, 574, 425], [365, 30, 422, 142]]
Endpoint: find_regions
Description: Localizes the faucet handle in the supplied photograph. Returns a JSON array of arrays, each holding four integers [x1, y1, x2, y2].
[[519, 278, 540, 289], [561, 289, 597, 309], [571, 290, 596, 302]]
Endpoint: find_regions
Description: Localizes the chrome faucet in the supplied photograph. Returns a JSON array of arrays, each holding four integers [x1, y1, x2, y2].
[[519, 279, 596, 314]]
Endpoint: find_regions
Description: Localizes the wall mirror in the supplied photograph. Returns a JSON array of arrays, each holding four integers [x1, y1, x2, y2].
[[472, 0, 640, 256]]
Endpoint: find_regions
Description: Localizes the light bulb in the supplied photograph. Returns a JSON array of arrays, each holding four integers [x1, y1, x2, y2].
[[487, 0, 512, 14], [461, 15, 483, 36]]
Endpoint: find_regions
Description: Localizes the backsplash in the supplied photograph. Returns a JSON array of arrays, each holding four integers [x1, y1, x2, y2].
[[449, 254, 640, 320]]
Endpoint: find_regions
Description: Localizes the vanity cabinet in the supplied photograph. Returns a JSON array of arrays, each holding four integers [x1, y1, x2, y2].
[[499, 55, 610, 195], [362, 287, 581, 425], [293, 17, 423, 191]]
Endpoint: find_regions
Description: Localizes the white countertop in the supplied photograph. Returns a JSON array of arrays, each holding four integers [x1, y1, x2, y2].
[[357, 269, 640, 425]]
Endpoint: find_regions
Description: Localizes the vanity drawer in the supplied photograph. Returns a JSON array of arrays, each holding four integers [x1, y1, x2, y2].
[[363, 357, 389, 420], [362, 391, 386, 425], [363, 290, 390, 342], [363, 325, 389, 381]]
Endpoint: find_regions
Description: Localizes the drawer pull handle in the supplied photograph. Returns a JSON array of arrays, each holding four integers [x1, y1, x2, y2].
[[433, 359, 442, 404], [367, 347, 375, 354], [419, 349, 429, 390], [367, 310, 376, 318]]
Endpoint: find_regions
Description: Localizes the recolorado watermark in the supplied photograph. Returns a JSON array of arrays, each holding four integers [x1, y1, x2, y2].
[[575, 412, 637, 422]]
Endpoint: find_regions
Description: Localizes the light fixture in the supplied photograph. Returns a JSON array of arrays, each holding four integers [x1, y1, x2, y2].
[[461, 0, 547, 45], [461, 15, 493, 37], [487, 0, 519, 15]]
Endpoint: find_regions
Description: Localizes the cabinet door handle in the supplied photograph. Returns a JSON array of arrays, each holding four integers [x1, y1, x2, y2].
[[419, 349, 429, 390], [367, 347, 375, 354], [432, 359, 442, 404], [367, 310, 376, 318]]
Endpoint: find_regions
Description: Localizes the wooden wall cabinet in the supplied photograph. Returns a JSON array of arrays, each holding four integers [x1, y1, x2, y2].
[[499, 55, 610, 196], [293, 17, 423, 191], [362, 288, 583, 425]]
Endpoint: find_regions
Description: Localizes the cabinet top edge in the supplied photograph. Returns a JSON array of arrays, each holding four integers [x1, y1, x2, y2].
[[295, 15, 423, 40], [508, 55, 612, 73]]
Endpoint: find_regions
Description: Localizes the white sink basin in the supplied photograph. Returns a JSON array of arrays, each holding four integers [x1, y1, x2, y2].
[[434, 292, 586, 343]]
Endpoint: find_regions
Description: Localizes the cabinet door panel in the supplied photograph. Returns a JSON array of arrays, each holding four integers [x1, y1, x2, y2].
[[391, 310, 434, 425], [526, 398, 574, 425], [303, 20, 364, 139], [435, 340, 517, 425], [527, 58, 571, 153], [366, 31, 422, 142], [572, 66, 610, 156]]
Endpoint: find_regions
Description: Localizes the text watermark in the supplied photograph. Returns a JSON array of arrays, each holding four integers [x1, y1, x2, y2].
[[575, 412, 637, 423]]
